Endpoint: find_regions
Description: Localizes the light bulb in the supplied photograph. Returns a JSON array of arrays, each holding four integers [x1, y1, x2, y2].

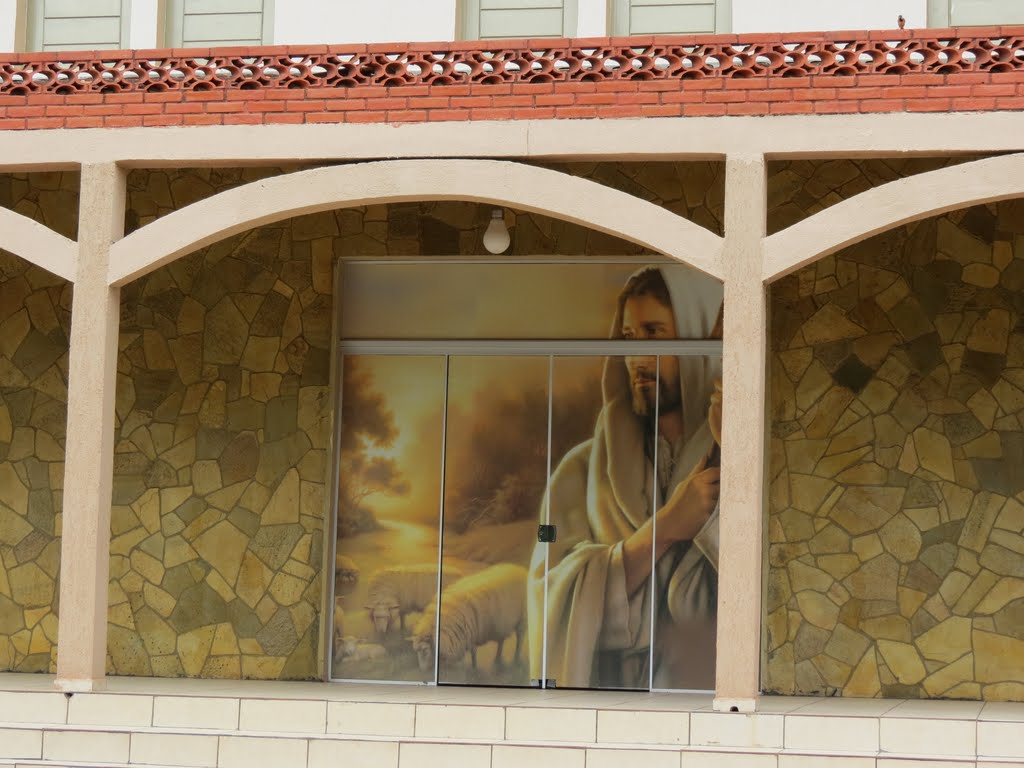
[[482, 209, 510, 254]]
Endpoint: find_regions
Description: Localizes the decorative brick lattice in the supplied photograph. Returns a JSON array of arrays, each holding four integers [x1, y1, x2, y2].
[[2, 32, 1024, 95]]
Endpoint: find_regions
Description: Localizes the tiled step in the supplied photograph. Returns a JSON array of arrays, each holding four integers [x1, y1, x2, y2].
[[0, 675, 1023, 767]]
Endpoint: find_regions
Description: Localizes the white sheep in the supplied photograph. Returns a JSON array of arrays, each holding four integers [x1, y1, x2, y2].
[[338, 635, 387, 662], [410, 563, 527, 673], [365, 563, 464, 634]]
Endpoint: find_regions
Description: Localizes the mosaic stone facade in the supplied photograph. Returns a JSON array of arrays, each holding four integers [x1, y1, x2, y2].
[[109, 182, 335, 679], [112, 164, 705, 679], [0, 172, 77, 673], [766, 195, 1024, 700]]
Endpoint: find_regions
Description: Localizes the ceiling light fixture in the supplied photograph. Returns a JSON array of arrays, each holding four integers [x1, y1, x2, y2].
[[482, 208, 511, 254]]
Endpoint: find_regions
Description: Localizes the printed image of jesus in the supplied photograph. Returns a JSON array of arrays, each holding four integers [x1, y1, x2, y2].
[[528, 265, 724, 690]]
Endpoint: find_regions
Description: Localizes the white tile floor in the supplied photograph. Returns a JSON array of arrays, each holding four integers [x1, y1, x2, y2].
[[0, 674, 1022, 767]]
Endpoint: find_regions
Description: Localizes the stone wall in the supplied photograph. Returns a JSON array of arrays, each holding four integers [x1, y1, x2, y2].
[[766, 197, 1024, 700], [113, 163, 709, 679], [0, 171, 78, 672], [109, 208, 334, 679]]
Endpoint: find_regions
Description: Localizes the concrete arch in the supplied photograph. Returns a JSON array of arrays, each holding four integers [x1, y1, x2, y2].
[[108, 159, 724, 287], [0, 207, 77, 282], [763, 153, 1024, 282]]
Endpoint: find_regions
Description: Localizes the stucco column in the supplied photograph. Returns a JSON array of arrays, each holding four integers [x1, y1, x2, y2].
[[55, 163, 125, 692], [713, 154, 768, 713]]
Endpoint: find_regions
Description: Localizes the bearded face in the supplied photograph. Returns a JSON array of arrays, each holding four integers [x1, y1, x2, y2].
[[621, 294, 681, 418]]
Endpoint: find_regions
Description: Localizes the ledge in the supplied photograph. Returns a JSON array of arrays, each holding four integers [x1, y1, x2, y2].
[[0, 674, 1023, 766]]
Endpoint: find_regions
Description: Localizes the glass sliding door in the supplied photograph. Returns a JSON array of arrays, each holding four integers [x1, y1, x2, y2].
[[649, 355, 721, 691], [331, 355, 447, 682], [331, 260, 725, 691], [436, 356, 549, 686]]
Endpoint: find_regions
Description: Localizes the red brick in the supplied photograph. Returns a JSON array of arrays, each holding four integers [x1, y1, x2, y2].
[[305, 113, 345, 124], [65, 93, 103, 105], [451, 96, 493, 108], [223, 113, 263, 125], [470, 108, 515, 120], [490, 95, 535, 108], [469, 84, 513, 96], [83, 105, 124, 116], [858, 99, 904, 113], [906, 98, 952, 112], [725, 102, 769, 115], [102, 93, 145, 104], [183, 114, 223, 126], [640, 104, 682, 117], [427, 109, 471, 121], [143, 114, 184, 126], [103, 116, 144, 127], [0, 118, 26, 129], [511, 82, 555, 95], [325, 99, 369, 111], [927, 85, 973, 98], [724, 78, 772, 90], [876, 86, 927, 99], [952, 97, 998, 111], [284, 99, 327, 112], [123, 104, 164, 115], [854, 74, 903, 87], [181, 90, 225, 102], [24, 117, 63, 129], [263, 112, 303, 124], [681, 103, 727, 117], [64, 116, 104, 129], [769, 101, 814, 114], [704, 91, 747, 104], [575, 93, 619, 105], [812, 100, 859, 114], [344, 111, 387, 123], [387, 110, 428, 122], [226, 89, 266, 100], [407, 96, 451, 109], [596, 105, 645, 118], [973, 84, 1016, 97], [365, 97, 408, 110], [8, 106, 46, 118], [554, 106, 599, 118], [164, 102, 206, 114], [659, 91, 705, 104], [205, 102, 247, 113], [46, 104, 86, 116], [247, 100, 287, 112], [143, 92, 184, 103], [535, 94, 576, 106]]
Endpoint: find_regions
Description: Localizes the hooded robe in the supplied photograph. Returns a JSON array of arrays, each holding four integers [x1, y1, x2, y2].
[[528, 265, 723, 690]]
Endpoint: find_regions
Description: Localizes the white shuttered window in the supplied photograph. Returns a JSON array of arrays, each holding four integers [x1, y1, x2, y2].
[[27, 0, 130, 52], [612, 0, 729, 35], [929, 0, 1024, 26], [462, 0, 577, 39], [168, 0, 274, 47]]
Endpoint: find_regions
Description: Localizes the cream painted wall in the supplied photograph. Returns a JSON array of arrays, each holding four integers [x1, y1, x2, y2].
[[732, 0, 928, 33], [128, 0, 159, 48], [273, 0, 455, 44], [0, 0, 19, 50], [0, 0, 1012, 52]]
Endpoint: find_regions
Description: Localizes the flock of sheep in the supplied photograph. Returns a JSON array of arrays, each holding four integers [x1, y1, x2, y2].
[[333, 556, 528, 680]]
